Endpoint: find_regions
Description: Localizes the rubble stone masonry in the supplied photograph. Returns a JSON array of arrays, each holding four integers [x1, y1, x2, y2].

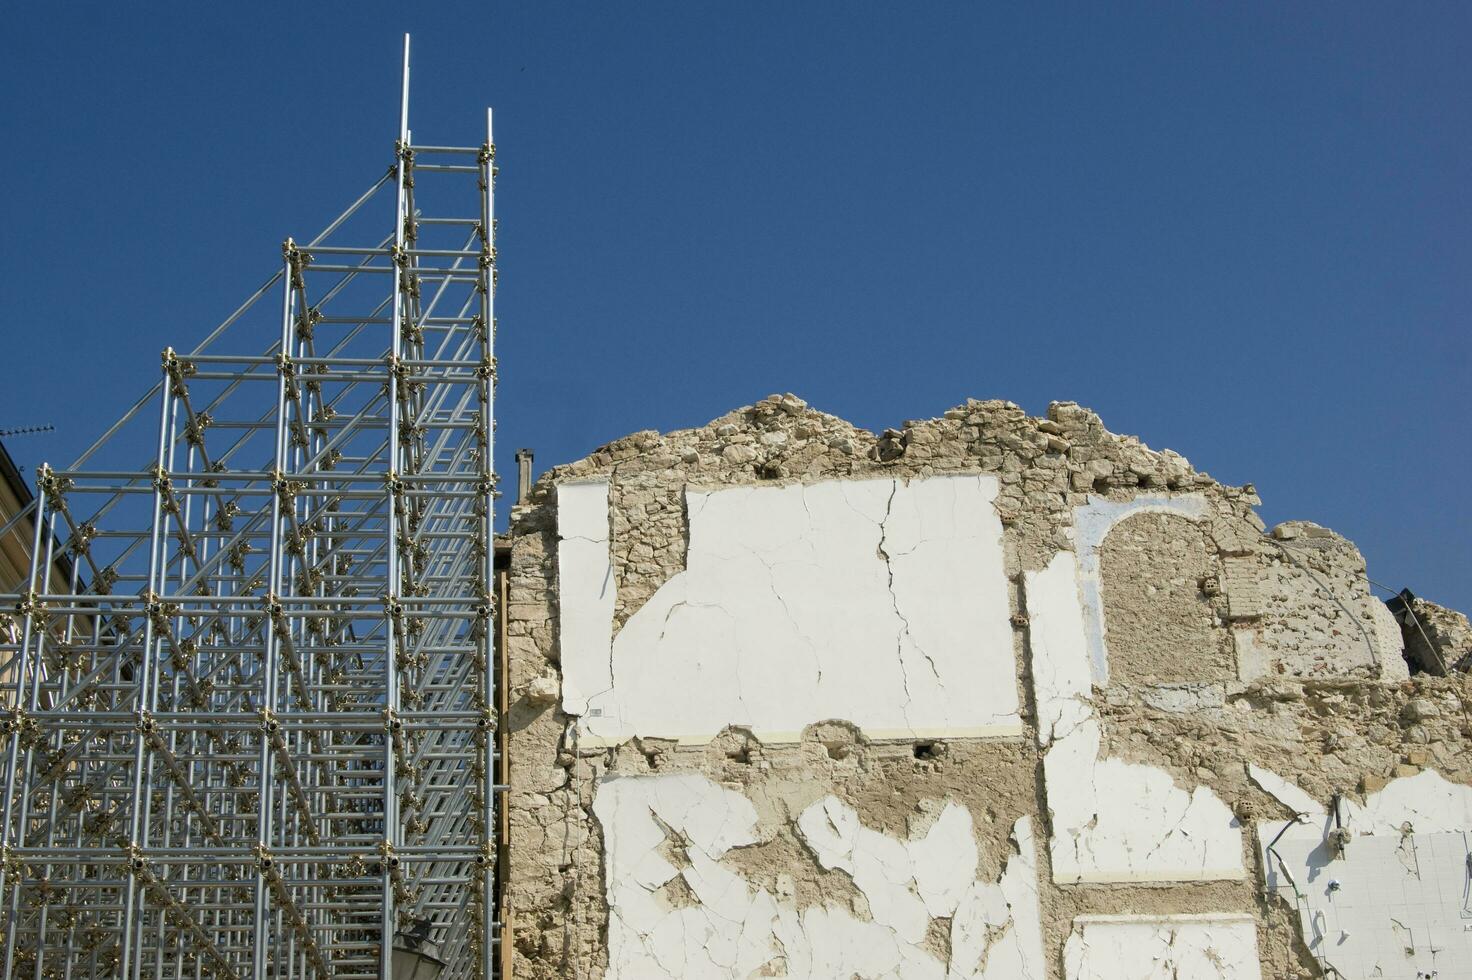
[[501, 395, 1471, 980]]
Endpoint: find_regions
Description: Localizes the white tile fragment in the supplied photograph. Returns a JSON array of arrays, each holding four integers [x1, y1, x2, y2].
[[1259, 769, 1472, 979], [595, 773, 772, 978], [796, 795, 958, 942]]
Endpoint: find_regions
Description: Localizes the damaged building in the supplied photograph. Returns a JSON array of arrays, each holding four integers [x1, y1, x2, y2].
[[2, 42, 1468, 979], [502, 394, 1472, 980]]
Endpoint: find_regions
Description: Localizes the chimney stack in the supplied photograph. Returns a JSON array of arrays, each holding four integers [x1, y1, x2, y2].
[[515, 448, 534, 507]]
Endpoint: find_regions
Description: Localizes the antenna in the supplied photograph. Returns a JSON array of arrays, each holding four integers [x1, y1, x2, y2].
[[0, 424, 54, 438]]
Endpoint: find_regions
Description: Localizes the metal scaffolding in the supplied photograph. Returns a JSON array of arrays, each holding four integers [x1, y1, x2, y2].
[[0, 37, 501, 979]]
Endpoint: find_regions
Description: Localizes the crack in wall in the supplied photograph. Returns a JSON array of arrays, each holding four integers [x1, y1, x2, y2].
[[876, 480, 920, 730], [596, 772, 1044, 979], [516, 398, 1472, 980], [558, 475, 1020, 745]]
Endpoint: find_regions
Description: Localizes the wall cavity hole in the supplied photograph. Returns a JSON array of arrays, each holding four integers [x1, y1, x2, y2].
[[913, 741, 939, 761], [822, 741, 853, 761]]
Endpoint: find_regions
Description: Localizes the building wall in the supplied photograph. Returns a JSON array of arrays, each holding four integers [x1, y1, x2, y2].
[[1, 442, 42, 595], [503, 395, 1471, 979], [1, 443, 76, 690]]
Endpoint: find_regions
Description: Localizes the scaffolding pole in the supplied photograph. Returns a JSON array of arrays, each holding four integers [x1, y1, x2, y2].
[[0, 35, 503, 980]]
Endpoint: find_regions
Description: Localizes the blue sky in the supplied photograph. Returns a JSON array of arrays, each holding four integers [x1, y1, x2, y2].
[[1, 3, 1468, 607]]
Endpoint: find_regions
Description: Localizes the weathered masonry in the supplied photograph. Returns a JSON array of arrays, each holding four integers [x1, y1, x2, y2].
[[503, 394, 1472, 980]]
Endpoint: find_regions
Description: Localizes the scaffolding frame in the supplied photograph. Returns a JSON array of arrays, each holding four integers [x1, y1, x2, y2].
[[0, 37, 502, 979]]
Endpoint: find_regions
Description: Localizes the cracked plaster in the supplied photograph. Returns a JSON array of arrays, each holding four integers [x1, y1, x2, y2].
[[559, 475, 1021, 745], [594, 771, 1044, 980], [509, 395, 1472, 980], [1063, 914, 1262, 980], [1245, 764, 1323, 819], [558, 480, 616, 715], [1025, 549, 1245, 884]]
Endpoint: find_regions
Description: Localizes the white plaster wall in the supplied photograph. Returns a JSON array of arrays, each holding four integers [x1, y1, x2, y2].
[[1044, 718, 1245, 883], [1063, 915, 1262, 980], [593, 772, 771, 977], [1023, 552, 1093, 747], [560, 475, 1021, 745], [557, 481, 616, 715], [594, 773, 1045, 980], [948, 817, 1047, 980], [1025, 550, 1245, 884], [1245, 763, 1323, 818], [1258, 768, 1472, 853], [1349, 767, 1472, 834], [1258, 769, 1472, 978]]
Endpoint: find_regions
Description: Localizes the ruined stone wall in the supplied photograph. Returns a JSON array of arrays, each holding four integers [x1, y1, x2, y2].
[[1396, 594, 1472, 674], [503, 395, 1472, 980]]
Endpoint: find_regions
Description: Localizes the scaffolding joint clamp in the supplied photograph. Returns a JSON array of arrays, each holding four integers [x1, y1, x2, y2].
[[14, 589, 41, 619], [2, 706, 28, 740], [282, 238, 311, 285], [151, 464, 173, 497], [123, 843, 151, 881], [36, 462, 73, 502], [1, 845, 23, 882]]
